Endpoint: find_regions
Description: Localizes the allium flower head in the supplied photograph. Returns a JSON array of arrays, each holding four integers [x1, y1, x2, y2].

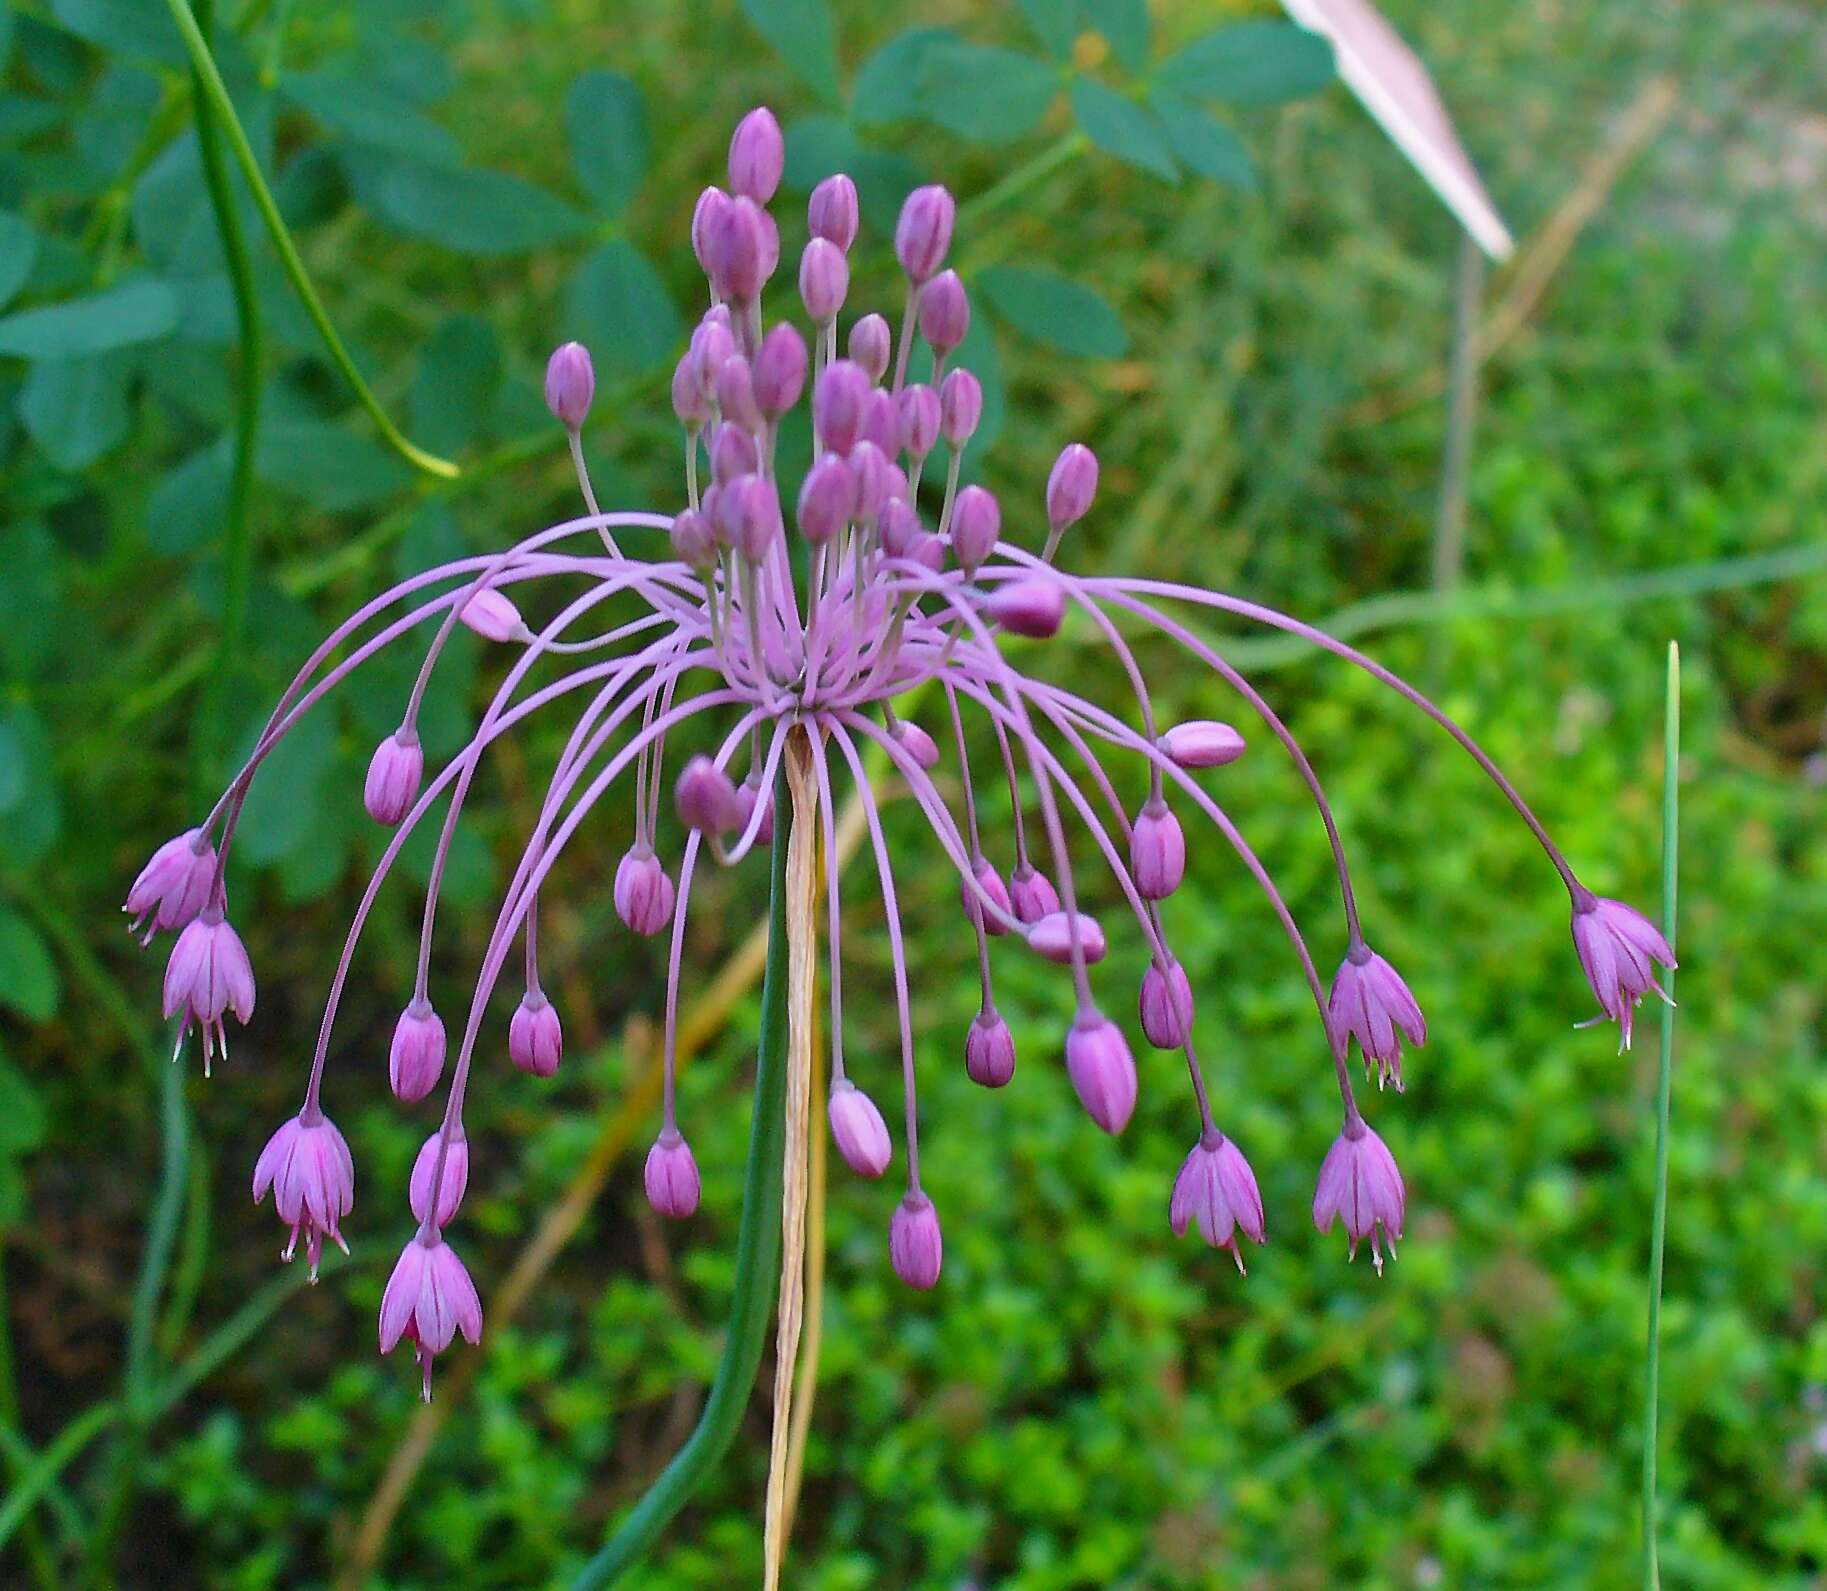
[[123, 103, 1675, 1397]]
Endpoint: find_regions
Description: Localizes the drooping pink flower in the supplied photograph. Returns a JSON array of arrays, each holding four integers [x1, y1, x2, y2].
[[162, 909, 254, 1075], [124, 829, 217, 944], [1328, 945, 1426, 1090], [1170, 1133, 1266, 1271], [1571, 893, 1676, 1050], [378, 1233, 483, 1401], [252, 1111, 354, 1280], [1312, 1120, 1405, 1273]]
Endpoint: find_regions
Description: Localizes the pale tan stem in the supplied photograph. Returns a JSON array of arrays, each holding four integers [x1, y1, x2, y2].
[[763, 730, 820, 1590]]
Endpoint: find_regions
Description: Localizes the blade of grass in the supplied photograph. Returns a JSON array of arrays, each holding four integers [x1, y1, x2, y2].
[[1641, 639, 1680, 1588]]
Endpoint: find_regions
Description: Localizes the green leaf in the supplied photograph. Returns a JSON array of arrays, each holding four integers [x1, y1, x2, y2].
[[853, 29, 956, 126], [50, 0, 183, 66], [781, 114, 863, 189], [1155, 21, 1334, 105], [0, 277, 177, 358], [146, 440, 230, 555], [916, 41, 1060, 145], [18, 352, 133, 470], [0, 1060, 47, 1153], [369, 161, 588, 255], [255, 418, 409, 510], [780, 116, 926, 234], [977, 264, 1128, 358], [739, 0, 840, 102], [564, 241, 682, 382], [0, 721, 22, 814], [282, 69, 461, 166], [0, 520, 57, 680], [0, 211, 39, 312], [1018, 0, 1080, 60], [1151, 92, 1257, 189], [0, 708, 58, 869], [411, 314, 501, 456], [1070, 78, 1177, 179], [234, 705, 335, 866], [0, 908, 58, 1022], [565, 70, 646, 218], [1083, 0, 1149, 71]]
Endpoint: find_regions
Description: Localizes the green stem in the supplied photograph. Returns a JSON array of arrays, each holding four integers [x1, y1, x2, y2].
[[0, 1253, 62, 1587], [571, 774, 793, 1588], [160, 0, 459, 480], [188, 0, 263, 793], [0, 1405, 118, 1560], [1641, 640, 1680, 1590]]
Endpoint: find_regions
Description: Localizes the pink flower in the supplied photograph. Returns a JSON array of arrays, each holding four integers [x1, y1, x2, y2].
[[124, 828, 216, 944], [1312, 1121, 1405, 1273], [252, 1111, 354, 1280], [162, 909, 254, 1075], [378, 1233, 482, 1401], [1571, 894, 1675, 1050], [827, 1080, 892, 1178], [1328, 946, 1426, 1090], [1170, 1133, 1266, 1272]]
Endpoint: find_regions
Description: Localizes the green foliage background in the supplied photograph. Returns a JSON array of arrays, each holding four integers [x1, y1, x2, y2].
[[1, 0, 1824, 1585]]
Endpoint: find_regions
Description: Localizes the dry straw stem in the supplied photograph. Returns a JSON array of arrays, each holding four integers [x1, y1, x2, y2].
[[342, 779, 873, 1587], [1345, 73, 1680, 428], [780, 998, 828, 1542], [763, 732, 821, 1590]]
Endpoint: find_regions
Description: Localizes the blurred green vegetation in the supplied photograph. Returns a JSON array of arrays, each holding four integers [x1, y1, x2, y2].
[[2, 0, 1825, 1586]]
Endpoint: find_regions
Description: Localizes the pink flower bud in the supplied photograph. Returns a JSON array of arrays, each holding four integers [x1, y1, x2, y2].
[[125, 828, 217, 943], [1046, 443, 1099, 531], [710, 421, 759, 487], [948, 484, 1000, 570], [706, 195, 768, 301], [1312, 1119, 1405, 1272], [918, 269, 969, 353], [848, 314, 891, 382], [752, 323, 807, 416], [727, 106, 784, 203], [735, 776, 775, 846], [813, 360, 869, 454], [897, 384, 940, 460], [671, 350, 710, 429], [895, 184, 955, 283], [543, 340, 594, 430], [1065, 1011, 1138, 1134], [796, 454, 855, 545], [719, 472, 782, 561], [459, 588, 526, 644], [861, 388, 900, 454], [827, 1079, 892, 1177], [895, 721, 940, 771], [964, 1007, 1015, 1087], [1171, 1132, 1266, 1270], [389, 998, 446, 1103], [379, 1233, 481, 1401], [1008, 865, 1060, 925], [847, 440, 891, 521], [960, 855, 1012, 935], [162, 908, 255, 1074], [690, 313, 737, 403], [878, 498, 922, 560], [691, 186, 731, 276], [714, 355, 761, 432], [987, 577, 1064, 639], [1130, 798, 1186, 900], [1139, 958, 1194, 1049], [671, 507, 717, 571], [1027, 910, 1107, 965], [889, 1193, 943, 1289], [614, 846, 675, 935], [509, 989, 563, 1077], [675, 755, 742, 834], [807, 172, 859, 251], [253, 1111, 354, 1280], [644, 1129, 700, 1219], [756, 208, 780, 285], [1329, 946, 1427, 1091], [938, 368, 982, 447], [409, 1128, 469, 1228], [364, 729, 423, 827], [1160, 720, 1246, 769], [798, 237, 849, 323]]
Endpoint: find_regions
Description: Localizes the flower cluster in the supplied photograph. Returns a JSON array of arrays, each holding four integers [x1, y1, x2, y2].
[[124, 106, 1674, 1395]]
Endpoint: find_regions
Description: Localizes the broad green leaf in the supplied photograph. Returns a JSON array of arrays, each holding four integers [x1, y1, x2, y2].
[[73, 63, 161, 183], [50, 0, 183, 66], [0, 720, 22, 813], [977, 265, 1128, 359], [0, 708, 57, 869], [369, 161, 588, 255], [411, 314, 501, 456], [780, 117, 925, 234], [1152, 92, 1257, 189], [0, 98, 64, 142], [0, 908, 58, 1022], [276, 777, 354, 905], [739, 0, 840, 103], [565, 70, 646, 218], [18, 352, 132, 470], [0, 277, 177, 358], [781, 114, 864, 190], [282, 69, 461, 166], [274, 145, 351, 230], [1070, 78, 1177, 179], [564, 241, 682, 382], [0, 519, 58, 679], [233, 704, 336, 865], [917, 42, 1060, 145], [852, 29, 956, 126], [146, 440, 230, 555], [354, 28, 457, 106], [1019, 0, 1080, 60], [0, 1060, 47, 1153], [1083, 0, 1149, 71], [0, 211, 37, 312], [1155, 21, 1334, 106], [256, 418, 409, 510]]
